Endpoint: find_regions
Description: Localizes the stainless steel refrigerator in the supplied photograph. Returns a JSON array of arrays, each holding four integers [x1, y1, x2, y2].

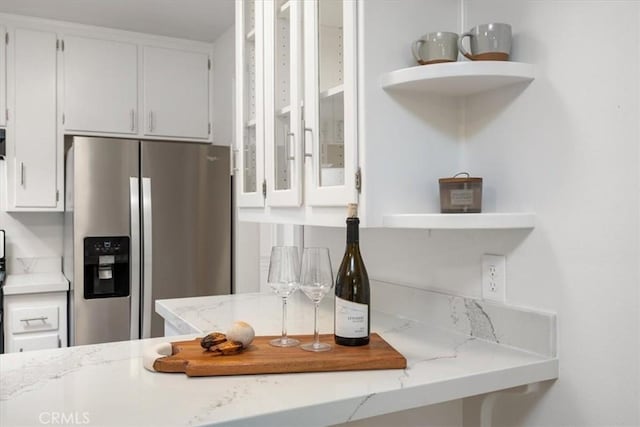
[[63, 136, 231, 345]]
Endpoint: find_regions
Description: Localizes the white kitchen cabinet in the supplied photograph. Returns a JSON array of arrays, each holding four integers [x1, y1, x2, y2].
[[63, 35, 138, 134], [0, 26, 6, 128], [10, 333, 60, 353], [236, 0, 358, 223], [236, 0, 266, 207], [263, 0, 303, 207], [3, 273, 69, 353], [303, 0, 358, 207], [236, 1, 537, 228], [5, 298, 66, 352], [143, 46, 210, 140], [4, 27, 60, 210]]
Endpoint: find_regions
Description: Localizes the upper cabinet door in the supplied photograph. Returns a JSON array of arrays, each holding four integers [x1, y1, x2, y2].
[[10, 28, 58, 208], [264, 0, 303, 207], [304, 0, 358, 207], [0, 26, 6, 127], [235, 0, 265, 207], [143, 46, 210, 140], [64, 36, 138, 134]]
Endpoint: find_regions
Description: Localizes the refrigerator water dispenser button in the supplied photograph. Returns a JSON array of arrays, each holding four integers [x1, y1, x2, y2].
[[98, 267, 113, 280]]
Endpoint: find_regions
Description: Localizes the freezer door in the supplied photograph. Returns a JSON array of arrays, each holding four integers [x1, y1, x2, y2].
[[69, 137, 140, 345], [141, 141, 231, 338]]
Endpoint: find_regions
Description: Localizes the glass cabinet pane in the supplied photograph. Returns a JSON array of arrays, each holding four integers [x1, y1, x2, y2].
[[244, 0, 257, 193], [244, 127, 257, 193], [274, 0, 292, 191], [318, 0, 344, 187]]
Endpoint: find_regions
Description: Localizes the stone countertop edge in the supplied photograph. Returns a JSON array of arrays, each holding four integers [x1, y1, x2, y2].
[[0, 288, 558, 427], [3, 272, 69, 295]]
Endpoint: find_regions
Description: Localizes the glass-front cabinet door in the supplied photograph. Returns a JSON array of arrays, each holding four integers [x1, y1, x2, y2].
[[264, 0, 303, 206], [303, 0, 358, 206], [236, 0, 265, 207]]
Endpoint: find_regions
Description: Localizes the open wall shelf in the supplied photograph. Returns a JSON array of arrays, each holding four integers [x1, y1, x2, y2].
[[382, 213, 536, 230], [380, 62, 535, 96]]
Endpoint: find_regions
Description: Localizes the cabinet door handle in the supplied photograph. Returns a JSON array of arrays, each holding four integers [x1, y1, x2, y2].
[[141, 177, 153, 339], [129, 177, 141, 340], [20, 161, 25, 186], [232, 149, 240, 173], [148, 111, 154, 133], [286, 132, 295, 161], [303, 128, 313, 158], [130, 109, 135, 132], [20, 316, 48, 324]]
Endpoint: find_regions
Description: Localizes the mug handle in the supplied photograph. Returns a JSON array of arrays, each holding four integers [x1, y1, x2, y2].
[[412, 39, 426, 64], [458, 32, 474, 60]]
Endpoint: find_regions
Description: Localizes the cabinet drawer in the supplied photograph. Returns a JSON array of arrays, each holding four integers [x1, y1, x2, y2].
[[9, 333, 60, 353], [9, 305, 59, 334]]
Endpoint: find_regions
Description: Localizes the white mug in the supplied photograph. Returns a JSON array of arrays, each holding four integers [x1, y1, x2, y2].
[[458, 23, 511, 61], [412, 32, 459, 65]]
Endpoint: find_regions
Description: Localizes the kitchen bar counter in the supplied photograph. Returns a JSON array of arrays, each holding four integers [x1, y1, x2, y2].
[[0, 282, 558, 426]]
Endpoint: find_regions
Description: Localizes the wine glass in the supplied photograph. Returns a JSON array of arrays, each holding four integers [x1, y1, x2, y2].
[[267, 246, 301, 347], [299, 247, 334, 352]]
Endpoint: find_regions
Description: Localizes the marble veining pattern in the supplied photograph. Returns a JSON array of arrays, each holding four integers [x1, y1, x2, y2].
[[1, 342, 129, 401], [464, 300, 499, 343], [1, 284, 558, 427], [347, 393, 376, 422]]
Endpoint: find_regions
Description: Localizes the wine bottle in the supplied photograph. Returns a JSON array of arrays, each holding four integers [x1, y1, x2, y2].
[[334, 203, 370, 346]]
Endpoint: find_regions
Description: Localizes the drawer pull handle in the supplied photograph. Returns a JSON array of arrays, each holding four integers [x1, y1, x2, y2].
[[20, 316, 48, 324]]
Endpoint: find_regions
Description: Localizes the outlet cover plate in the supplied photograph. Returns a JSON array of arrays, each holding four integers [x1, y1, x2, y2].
[[482, 254, 506, 303]]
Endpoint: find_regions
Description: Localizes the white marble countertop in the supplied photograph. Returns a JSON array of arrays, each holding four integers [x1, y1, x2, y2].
[[0, 286, 558, 427], [2, 272, 69, 295]]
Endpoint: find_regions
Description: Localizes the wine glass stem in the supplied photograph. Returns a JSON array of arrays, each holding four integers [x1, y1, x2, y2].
[[314, 301, 320, 346], [281, 297, 288, 341]]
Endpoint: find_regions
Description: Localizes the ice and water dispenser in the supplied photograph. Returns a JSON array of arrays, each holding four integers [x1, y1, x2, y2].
[[83, 237, 130, 299]]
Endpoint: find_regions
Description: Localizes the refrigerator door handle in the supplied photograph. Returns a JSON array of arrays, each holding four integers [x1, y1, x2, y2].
[[142, 177, 153, 339], [129, 177, 141, 340]]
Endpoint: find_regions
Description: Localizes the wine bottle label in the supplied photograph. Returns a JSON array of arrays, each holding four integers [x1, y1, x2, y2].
[[335, 296, 368, 338]]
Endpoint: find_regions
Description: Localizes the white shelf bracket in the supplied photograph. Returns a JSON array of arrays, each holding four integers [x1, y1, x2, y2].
[[479, 382, 542, 427]]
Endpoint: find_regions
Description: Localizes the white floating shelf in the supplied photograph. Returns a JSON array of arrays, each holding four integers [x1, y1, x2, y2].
[[246, 119, 256, 127], [246, 28, 255, 41], [320, 84, 344, 99], [277, 105, 291, 116], [380, 62, 535, 96], [382, 213, 535, 230]]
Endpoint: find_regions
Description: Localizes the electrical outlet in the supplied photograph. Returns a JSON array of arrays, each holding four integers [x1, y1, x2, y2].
[[482, 254, 506, 302]]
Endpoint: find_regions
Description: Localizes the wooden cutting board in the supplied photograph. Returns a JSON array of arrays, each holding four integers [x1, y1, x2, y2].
[[153, 333, 406, 377]]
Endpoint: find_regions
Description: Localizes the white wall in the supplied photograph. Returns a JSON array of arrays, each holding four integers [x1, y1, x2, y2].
[[0, 211, 63, 271], [306, 1, 640, 426]]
